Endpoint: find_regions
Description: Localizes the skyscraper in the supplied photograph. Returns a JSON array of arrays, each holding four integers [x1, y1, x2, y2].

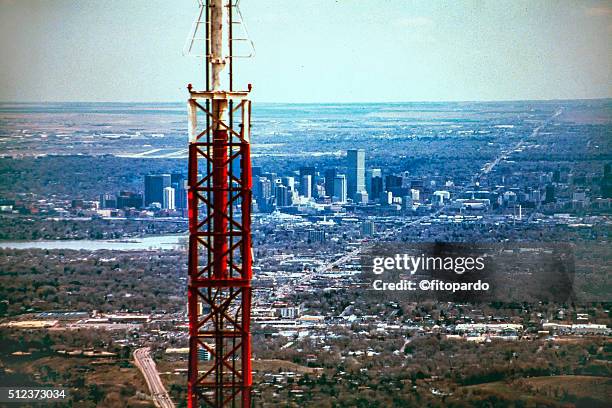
[[276, 185, 289, 207], [254, 177, 273, 212], [282, 176, 295, 192], [347, 149, 365, 199], [171, 173, 187, 210], [324, 168, 337, 197], [299, 166, 316, 179], [385, 174, 403, 190], [370, 169, 383, 200], [333, 174, 347, 203], [299, 166, 317, 197], [116, 191, 143, 209], [99, 193, 117, 209], [300, 175, 312, 199], [163, 186, 176, 210], [144, 174, 171, 206]]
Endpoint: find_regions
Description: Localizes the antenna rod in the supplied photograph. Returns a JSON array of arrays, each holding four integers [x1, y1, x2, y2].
[[209, 0, 227, 91]]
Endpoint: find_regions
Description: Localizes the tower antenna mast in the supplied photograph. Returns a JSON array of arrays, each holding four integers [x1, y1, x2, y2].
[[185, 0, 254, 406]]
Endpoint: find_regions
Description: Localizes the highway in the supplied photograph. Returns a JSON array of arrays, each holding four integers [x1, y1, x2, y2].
[[478, 107, 563, 178], [133, 347, 175, 408]]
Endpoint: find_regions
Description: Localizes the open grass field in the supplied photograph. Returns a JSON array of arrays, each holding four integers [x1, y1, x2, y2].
[[522, 375, 611, 401], [462, 375, 611, 407]]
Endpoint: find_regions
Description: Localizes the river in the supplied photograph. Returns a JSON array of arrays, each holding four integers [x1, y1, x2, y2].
[[0, 234, 186, 251]]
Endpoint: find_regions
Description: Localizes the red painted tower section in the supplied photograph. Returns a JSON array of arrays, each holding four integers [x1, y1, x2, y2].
[[186, 1, 253, 406]]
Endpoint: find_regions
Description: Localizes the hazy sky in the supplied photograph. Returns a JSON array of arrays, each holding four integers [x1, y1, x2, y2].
[[0, 0, 610, 103]]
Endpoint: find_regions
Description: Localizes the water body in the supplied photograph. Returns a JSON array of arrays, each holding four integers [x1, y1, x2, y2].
[[0, 234, 186, 251]]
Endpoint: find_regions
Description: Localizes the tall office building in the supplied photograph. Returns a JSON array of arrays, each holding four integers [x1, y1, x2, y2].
[[171, 173, 184, 186], [347, 149, 365, 199], [333, 174, 347, 203], [275, 185, 289, 207], [171, 173, 187, 210], [299, 166, 316, 179], [385, 174, 403, 190], [116, 191, 143, 209], [282, 176, 295, 192], [385, 174, 407, 197], [370, 169, 383, 200], [300, 175, 312, 199], [99, 193, 117, 209], [324, 168, 337, 197], [261, 177, 273, 201], [299, 167, 316, 197], [144, 174, 171, 206], [163, 186, 176, 210], [254, 177, 273, 211]]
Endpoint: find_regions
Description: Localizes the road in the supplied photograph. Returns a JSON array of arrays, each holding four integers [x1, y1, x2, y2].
[[133, 347, 175, 408], [479, 107, 563, 178]]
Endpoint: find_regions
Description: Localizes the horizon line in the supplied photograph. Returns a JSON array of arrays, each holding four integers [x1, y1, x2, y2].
[[0, 96, 611, 105]]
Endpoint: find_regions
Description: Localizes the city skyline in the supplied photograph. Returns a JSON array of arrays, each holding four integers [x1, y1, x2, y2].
[[1, 96, 609, 407]]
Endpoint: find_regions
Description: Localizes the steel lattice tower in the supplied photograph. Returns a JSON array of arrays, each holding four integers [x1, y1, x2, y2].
[[185, 1, 253, 406]]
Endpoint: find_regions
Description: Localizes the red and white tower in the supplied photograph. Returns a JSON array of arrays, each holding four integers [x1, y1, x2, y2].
[[185, 1, 254, 406]]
